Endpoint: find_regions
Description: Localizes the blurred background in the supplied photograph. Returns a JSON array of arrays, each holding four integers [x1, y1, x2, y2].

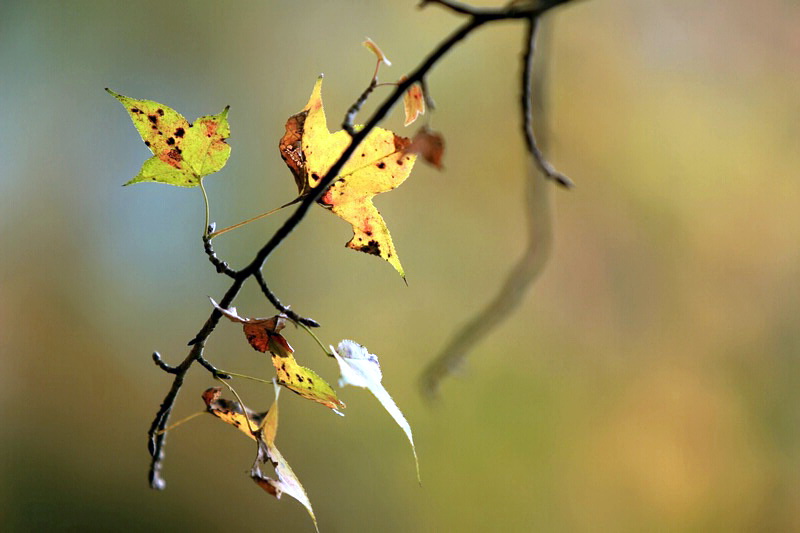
[[2, 0, 799, 530]]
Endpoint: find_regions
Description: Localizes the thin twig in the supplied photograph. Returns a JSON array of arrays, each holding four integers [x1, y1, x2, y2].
[[197, 354, 231, 379], [420, 0, 489, 17], [253, 270, 320, 328], [343, 79, 378, 135], [420, 16, 557, 399], [202, 226, 237, 278], [152, 352, 178, 374]]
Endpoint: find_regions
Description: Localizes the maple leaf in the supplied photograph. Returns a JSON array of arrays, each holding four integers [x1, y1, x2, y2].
[[107, 89, 230, 187], [331, 340, 419, 482], [212, 299, 345, 413], [279, 77, 417, 278], [202, 386, 318, 532]]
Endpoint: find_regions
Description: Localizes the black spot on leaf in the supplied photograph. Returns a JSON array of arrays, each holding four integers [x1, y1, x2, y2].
[[359, 240, 381, 256]]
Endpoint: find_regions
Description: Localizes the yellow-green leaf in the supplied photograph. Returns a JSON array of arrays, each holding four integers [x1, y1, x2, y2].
[[271, 350, 345, 413], [107, 88, 231, 187], [280, 77, 417, 278]]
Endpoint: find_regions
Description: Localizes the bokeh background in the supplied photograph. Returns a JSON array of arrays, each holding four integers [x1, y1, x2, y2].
[[2, 0, 798, 530]]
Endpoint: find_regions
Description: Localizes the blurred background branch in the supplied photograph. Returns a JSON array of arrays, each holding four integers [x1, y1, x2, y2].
[[420, 16, 556, 398]]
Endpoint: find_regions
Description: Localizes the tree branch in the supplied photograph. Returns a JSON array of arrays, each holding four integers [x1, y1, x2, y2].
[[202, 225, 238, 278], [252, 269, 320, 327], [146, 0, 579, 490]]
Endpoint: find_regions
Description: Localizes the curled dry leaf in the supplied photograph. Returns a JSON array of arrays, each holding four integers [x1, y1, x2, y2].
[[401, 77, 425, 127], [363, 37, 392, 66], [279, 77, 417, 278], [331, 340, 419, 482], [106, 89, 231, 187], [202, 386, 318, 532], [408, 126, 445, 170], [211, 299, 345, 412], [210, 298, 292, 356], [202, 387, 265, 438], [252, 383, 319, 532]]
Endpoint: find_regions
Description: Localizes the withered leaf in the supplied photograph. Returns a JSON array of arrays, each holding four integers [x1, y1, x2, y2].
[[401, 77, 425, 127], [251, 383, 319, 532], [408, 127, 445, 170], [202, 386, 318, 532], [363, 38, 392, 66], [202, 387, 265, 439]]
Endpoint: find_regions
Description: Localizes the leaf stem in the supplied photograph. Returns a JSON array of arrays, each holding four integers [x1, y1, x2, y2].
[[199, 178, 211, 238], [208, 197, 302, 239], [297, 321, 333, 356], [215, 376, 259, 434], [215, 369, 274, 385], [155, 411, 205, 435]]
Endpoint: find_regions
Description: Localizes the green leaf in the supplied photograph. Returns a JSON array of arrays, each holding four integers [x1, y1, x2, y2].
[[106, 89, 231, 187]]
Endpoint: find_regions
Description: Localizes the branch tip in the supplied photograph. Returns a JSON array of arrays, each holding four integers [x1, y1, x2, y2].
[[152, 351, 179, 374], [203, 233, 237, 277]]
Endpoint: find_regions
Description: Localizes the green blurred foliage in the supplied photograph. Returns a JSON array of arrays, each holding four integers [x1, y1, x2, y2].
[[1, 0, 798, 531]]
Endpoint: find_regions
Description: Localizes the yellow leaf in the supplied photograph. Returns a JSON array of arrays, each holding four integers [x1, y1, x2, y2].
[[280, 77, 417, 278], [401, 78, 425, 127]]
